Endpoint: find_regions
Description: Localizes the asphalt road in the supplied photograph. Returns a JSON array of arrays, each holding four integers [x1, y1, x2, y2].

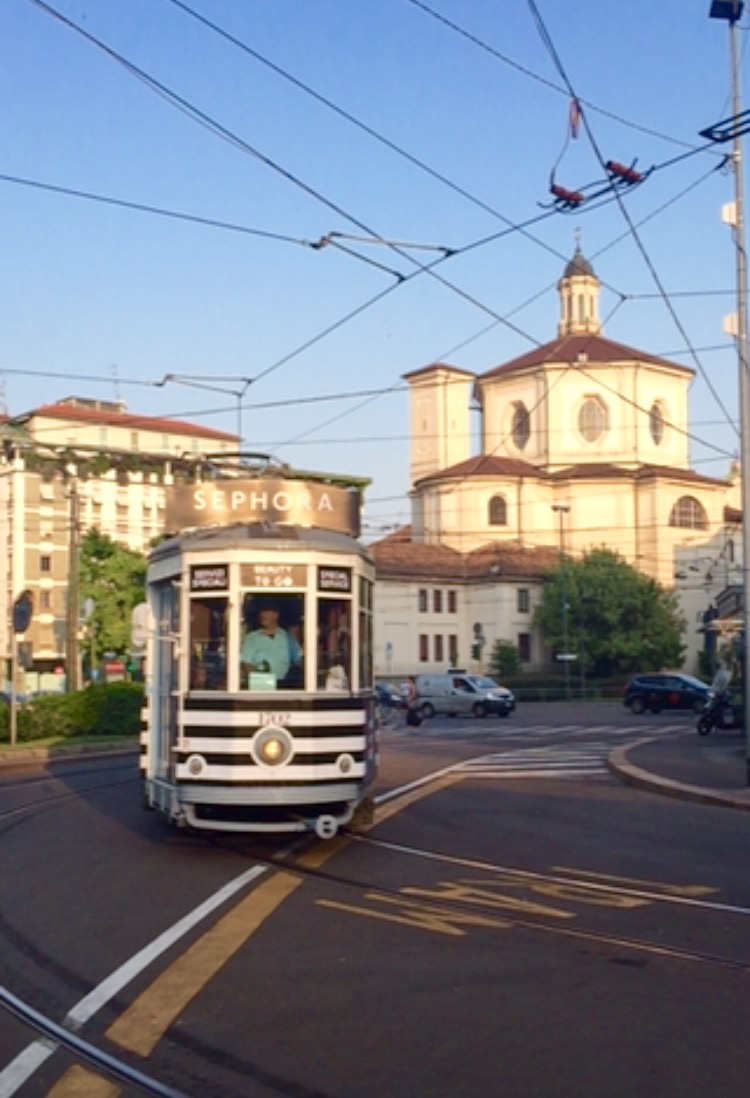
[[1, 704, 749, 1097]]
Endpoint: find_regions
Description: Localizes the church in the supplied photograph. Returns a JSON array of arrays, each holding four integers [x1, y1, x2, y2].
[[369, 245, 741, 680]]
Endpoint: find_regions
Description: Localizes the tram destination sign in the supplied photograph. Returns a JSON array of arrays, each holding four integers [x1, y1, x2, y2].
[[166, 478, 360, 538]]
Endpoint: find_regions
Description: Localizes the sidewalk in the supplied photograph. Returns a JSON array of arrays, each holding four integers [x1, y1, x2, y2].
[[607, 728, 750, 812]]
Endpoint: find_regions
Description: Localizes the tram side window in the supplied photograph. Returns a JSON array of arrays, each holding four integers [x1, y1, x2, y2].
[[190, 597, 227, 690], [359, 576, 373, 688], [240, 593, 305, 690], [318, 599, 351, 691]]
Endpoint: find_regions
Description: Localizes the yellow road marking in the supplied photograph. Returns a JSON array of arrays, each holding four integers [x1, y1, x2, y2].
[[371, 772, 465, 827], [47, 1065, 119, 1097], [106, 871, 301, 1057], [101, 770, 470, 1060], [551, 866, 718, 897], [318, 892, 512, 936]]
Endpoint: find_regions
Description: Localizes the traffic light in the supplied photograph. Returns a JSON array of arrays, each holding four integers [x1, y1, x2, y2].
[[471, 643, 481, 660]]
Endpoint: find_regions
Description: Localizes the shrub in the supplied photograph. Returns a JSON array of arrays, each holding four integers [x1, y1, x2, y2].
[[0, 682, 144, 744]]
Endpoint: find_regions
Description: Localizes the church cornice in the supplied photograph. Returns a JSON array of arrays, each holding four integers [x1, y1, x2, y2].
[[478, 333, 692, 383]]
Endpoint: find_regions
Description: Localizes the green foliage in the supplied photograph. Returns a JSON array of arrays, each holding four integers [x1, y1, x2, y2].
[[79, 529, 147, 664], [533, 547, 686, 678], [488, 639, 522, 679], [0, 683, 144, 744]]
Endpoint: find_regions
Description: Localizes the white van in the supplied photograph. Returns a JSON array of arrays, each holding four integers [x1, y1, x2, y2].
[[415, 672, 515, 719]]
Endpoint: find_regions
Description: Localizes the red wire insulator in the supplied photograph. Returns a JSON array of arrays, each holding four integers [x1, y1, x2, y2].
[[606, 160, 643, 184], [550, 184, 585, 205]]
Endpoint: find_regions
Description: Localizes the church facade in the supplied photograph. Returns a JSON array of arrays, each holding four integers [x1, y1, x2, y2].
[[370, 246, 741, 680]]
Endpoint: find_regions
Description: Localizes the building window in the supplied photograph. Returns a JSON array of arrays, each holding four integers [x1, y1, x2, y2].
[[578, 397, 608, 442], [649, 402, 665, 445], [40, 555, 51, 573], [40, 590, 52, 611], [418, 589, 428, 612], [419, 634, 429, 662], [511, 402, 530, 450], [131, 431, 140, 452], [518, 633, 531, 663], [517, 588, 530, 613], [434, 634, 444, 662], [448, 590, 457, 613], [449, 634, 458, 666], [433, 590, 442, 613], [488, 495, 508, 526], [669, 496, 708, 530]]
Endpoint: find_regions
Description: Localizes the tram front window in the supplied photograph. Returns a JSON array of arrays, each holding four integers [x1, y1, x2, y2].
[[189, 597, 227, 690], [241, 593, 304, 690]]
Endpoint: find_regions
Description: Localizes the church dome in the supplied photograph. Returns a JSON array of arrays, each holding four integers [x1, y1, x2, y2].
[[564, 244, 595, 279]]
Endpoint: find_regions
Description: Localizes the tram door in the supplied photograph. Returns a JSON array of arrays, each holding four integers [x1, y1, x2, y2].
[[150, 580, 180, 780]]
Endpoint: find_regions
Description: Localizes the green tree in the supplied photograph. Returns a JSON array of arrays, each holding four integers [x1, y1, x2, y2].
[[79, 529, 147, 665], [533, 547, 686, 678], [488, 639, 522, 679]]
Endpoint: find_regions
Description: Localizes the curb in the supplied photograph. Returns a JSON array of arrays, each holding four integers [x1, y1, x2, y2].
[[607, 739, 750, 813], [0, 743, 138, 769]]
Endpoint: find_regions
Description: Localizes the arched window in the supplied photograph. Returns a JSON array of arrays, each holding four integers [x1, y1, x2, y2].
[[649, 402, 665, 445], [511, 403, 530, 450], [488, 495, 508, 526], [669, 496, 708, 530], [578, 397, 608, 442]]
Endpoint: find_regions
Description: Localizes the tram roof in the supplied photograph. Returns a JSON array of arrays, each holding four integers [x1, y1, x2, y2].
[[149, 521, 373, 562]]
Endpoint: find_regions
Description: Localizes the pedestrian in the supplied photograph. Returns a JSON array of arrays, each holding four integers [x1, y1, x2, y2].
[[403, 675, 420, 730]]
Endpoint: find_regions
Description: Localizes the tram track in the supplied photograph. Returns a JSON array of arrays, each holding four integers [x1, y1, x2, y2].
[[199, 823, 750, 978], [0, 773, 137, 828]]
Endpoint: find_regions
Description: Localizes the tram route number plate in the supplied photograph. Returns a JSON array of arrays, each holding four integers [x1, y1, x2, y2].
[[256, 712, 293, 727]]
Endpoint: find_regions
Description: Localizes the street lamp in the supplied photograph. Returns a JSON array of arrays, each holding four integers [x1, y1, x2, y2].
[[552, 503, 571, 699], [708, 0, 750, 785]]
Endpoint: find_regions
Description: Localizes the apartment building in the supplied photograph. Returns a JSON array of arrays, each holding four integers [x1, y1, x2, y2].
[[1, 397, 238, 685]]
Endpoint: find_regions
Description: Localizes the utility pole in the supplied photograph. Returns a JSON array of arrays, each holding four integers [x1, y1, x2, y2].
[[65, 467, 80, 693], [708, 0, 750, 784], [552, 503, 571, 699]]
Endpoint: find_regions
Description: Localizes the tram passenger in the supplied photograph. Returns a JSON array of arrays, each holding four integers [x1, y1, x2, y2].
[[241, 599, 303, 687]]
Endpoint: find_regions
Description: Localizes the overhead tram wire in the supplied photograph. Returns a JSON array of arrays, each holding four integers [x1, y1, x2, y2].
[[404, 0, 714, 153], [164, 0, 574, 269], [27, 0, 546, 357], [525, 0, 739, 440], [0, 173, 307, 247], [165, 0, 725, 280], [23, 2, 733, 462]]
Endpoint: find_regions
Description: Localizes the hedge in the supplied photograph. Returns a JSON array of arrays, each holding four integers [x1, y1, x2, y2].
[[0, 682, 144, 744]]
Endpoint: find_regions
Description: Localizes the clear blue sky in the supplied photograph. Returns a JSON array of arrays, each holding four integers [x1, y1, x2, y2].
[[1, 0, 747, 537]]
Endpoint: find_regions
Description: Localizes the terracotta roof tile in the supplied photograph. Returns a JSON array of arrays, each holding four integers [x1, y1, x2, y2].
[[479, 334, 691, 381], [26, 402, 237, 442], [369, 528, 558, 582]]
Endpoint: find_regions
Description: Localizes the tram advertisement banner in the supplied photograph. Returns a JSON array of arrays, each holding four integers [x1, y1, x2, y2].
[[165, 478, 360, 537]]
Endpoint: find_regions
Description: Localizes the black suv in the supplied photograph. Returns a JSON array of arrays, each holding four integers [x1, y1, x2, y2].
[[624, 672, 711, 715]]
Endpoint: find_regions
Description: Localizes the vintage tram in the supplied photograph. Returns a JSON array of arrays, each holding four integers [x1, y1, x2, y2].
[[140, 465, 377, 838]]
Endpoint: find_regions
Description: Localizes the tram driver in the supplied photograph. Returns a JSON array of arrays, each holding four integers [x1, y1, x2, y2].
[[241, 597, 303, 689]]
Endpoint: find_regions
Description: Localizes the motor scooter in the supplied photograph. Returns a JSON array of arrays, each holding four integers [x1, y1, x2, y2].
[[697, 687, 737, 735]]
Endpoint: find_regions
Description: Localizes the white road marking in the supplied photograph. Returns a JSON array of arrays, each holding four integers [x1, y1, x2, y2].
[[0, 864, 268, 1097]]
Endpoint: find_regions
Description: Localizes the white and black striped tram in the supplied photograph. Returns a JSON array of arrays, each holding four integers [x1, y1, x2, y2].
[[141, 470, 377, 838]]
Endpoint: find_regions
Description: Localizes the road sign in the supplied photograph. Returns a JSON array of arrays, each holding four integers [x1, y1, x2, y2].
[[556, 653, 578, 662], [12, 591, 32, 633]]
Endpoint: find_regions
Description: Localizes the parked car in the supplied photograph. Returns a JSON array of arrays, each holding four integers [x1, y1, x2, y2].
[[415, 672, 515, 719], [623, 672, 711, 715], [374, 682, 404, 709]]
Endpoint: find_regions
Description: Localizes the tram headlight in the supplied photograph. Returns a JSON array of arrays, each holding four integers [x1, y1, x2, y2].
[[338, 753, 354, 774], [185, 754, 206, 777], [252, 725, 293, 768]]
